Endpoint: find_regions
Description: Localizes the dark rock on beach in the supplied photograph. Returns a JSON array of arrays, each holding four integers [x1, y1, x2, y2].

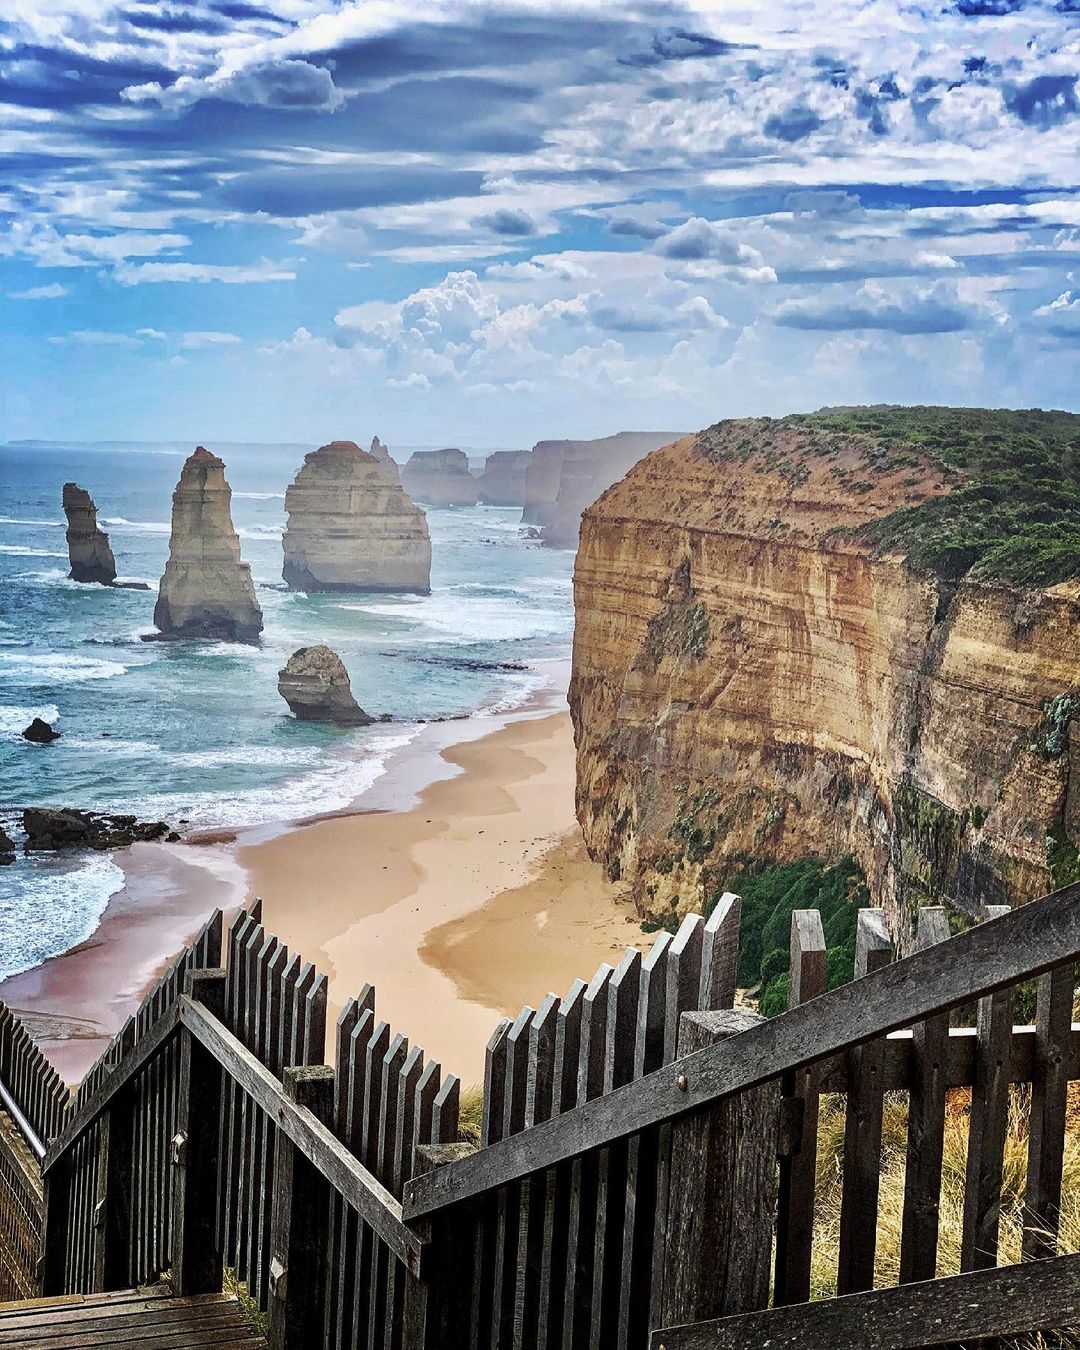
[[22, 718, 61, 744], [22, 807, 171, 852]]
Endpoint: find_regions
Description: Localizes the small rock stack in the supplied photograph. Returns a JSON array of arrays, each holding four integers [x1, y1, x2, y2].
[[63, 482, 116, 585], [153, 447, 263, 643], [278, 646, 373, 726]]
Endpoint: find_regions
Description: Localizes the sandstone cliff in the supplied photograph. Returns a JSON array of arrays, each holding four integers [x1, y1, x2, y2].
[[570, 409, 1080, 938], [278, 646, 373, 725], [401, 448, 479, 507], [521, 441, 568, 527], [369, 436, 401, 485], [282, 440, 430, 593], [153, 447, 263, 643], [477, 450, 531, 506], [63, 483, 116, 585]]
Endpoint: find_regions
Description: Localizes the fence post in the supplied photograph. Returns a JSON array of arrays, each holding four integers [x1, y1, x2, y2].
[[172, 968, 227, 1296], [94, 1071, 135, 1291], [40, 1159, 72, 1296], [658, 1008, 778, 1328], [268, 1065, 335, 1350], [402, 1142, 477, 1349]]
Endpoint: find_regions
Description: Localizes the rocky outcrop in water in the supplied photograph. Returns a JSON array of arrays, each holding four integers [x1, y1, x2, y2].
[[63, 483, 116, 585], [369, 436, 401, 485], [22, 808, 173, 852], [282, 440, 430, 593], [152, 447, 263, 643], [477, 451, 532, 506], [22, 718, 60, 744], [570, 409, 1080, 938], [278, 645, 374, 726], [401, 448, 479, 507], [0, 829, 14, 864]]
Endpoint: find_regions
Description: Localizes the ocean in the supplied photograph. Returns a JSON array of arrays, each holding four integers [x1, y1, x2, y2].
[[0, 440, 575, 982]]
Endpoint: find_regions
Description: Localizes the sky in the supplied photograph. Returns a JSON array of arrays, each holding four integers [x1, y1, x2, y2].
[[1, 0, 1078, 447]]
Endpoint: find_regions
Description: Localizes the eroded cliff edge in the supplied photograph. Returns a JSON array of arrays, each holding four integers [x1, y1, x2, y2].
[[569, 408, 1080, 938]]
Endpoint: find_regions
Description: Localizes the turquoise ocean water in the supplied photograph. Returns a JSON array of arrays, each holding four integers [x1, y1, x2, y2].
[[0, 441, 574, 982]]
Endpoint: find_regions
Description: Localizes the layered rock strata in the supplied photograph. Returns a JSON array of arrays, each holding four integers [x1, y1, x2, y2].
[[477, 450, 532, 506], [282, 441, 430, 593], [570, 415, 1080, 938], [278, 646, 374, 725], [63, 483, 116, 584], [401, 448, 479, 507], [153, 447, 263, 643], [369, 436, 401, 485]]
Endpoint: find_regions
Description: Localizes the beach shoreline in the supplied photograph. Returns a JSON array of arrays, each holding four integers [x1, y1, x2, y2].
[[1, 673, 637, 1086]]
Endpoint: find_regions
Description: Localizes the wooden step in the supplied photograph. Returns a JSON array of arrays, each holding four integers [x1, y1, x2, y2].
[[0, 1285, 266, 1349]]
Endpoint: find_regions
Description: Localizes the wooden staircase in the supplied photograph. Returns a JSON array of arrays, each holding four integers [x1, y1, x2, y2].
[[0, 1284, 266, 1348]]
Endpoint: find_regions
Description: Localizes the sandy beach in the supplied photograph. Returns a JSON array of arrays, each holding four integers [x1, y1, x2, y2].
[[1, 701, 637, 1088], [243, 711, 636, 1085]]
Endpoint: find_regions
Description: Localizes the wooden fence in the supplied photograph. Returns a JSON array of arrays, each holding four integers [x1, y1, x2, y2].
[[2, 882, 1079, 1348]]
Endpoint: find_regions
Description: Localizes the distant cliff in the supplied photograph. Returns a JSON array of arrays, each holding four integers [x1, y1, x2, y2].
[[569, 407, 1080, 939], [478, 450, 531, 506], [402, 448, 479, 507], [521, 432, 684, 547]]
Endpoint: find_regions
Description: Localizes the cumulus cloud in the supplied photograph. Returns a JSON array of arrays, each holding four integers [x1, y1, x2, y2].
[[773, 280, 995, 334], [124, 59, 344, 113], [655, 218, 775, 281], [1033, 290, 1080, 338], [472, 208, 537, 237]]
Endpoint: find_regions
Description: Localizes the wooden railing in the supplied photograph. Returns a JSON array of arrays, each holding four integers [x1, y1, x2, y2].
[[5, 882, 1080, 1347]]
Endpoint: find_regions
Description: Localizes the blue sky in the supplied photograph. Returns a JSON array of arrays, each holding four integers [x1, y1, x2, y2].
[[1, 0, 1078, 447]]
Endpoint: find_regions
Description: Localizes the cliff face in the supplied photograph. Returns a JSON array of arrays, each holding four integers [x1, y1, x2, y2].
[[477, 450, 532, 506], [63, 483, 116, 585], [153, 447, 263, 643], [521, 441, 569, 526], [282, 440, 430, 593], [570, 415, 1080, 938], [401, 448, 479, 507]]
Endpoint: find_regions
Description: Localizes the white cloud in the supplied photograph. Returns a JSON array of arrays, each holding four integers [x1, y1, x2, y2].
[[113, 260, 296, 286], [8, 282, 68, 299], [48, 330, 142, 347], [180, 331, 243, 348]]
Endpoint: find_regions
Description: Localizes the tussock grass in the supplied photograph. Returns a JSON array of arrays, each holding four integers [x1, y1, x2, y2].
[[457, 1083, 484, 1147]]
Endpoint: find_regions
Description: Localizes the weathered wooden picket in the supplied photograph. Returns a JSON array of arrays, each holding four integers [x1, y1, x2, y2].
[[0, 881, 1078, 1349]]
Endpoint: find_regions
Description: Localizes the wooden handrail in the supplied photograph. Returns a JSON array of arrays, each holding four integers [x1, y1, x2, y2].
[[404, 881, 1080, 1219], [42, 996, 425, 1276]]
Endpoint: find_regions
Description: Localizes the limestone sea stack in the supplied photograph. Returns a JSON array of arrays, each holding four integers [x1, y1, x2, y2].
[[477, 450, 532, 506], [401, 448, 479, 507], [152, 447, 263, 643], [369, 436, 401, 485], [278, 646, 374, 725], [63, 483, 116, 584], [541, 431, 684, 548], [281, 440, 431, 593]]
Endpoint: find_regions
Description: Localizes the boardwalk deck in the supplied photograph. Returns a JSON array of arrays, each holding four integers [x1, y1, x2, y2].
[[0, 1284, 266, 1348]]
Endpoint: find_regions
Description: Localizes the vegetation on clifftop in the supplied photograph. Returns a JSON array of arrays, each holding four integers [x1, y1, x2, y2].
[[783, 405, 1080, 587]]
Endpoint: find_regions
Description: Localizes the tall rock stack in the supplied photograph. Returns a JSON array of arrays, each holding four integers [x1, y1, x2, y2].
[[369, 436, 401, 485], [62, 483, 116, 585], [401, 448, 479, 506], [281, 440, 431, 593], [477, 450, 532, 506], [152, 447, 263, 643]]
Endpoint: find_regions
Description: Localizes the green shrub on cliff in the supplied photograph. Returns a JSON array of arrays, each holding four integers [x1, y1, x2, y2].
[[707, 855, 868, 1016], [782, 405, 1080, 587]]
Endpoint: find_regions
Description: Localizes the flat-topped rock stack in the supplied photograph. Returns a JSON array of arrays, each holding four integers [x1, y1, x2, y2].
[[477, 450, 532, 506], [401, 447, 479, 507], [62, 483, 116, 585], [368, 435, 401, 485], [152, 447, 263, 643], [282, 440, 431, 593]]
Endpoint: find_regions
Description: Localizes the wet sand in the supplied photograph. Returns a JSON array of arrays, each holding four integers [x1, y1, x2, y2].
[[242, 712, 636, 1085]]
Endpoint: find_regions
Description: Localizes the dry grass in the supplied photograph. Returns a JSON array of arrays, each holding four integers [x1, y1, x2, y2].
[[808, 1083, 1080, 1347], [457, 1083, 484, 1148]]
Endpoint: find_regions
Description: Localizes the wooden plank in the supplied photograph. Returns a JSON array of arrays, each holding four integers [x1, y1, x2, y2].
[[535, 980, 585, 1350], [367, 1034, 409, 1350], [648, 1250, 1080, 1350], [179, 999, 423, 1272], [773, 908, 826, 1307], [470, 1018, 510, 1345], [898, 907, 951, 1285], [1022, 961, 1074, 1259], [836, 909, 892, 1296], [659, 1010, 777, 1329], [960, 904, 1013, 1272], [268, 1065, 335, 1350], [490, 1006, 534, 1349], [699, 895, 741, 1011], [406, 887, 1080, 1219], [589, 948, 641, 1349]]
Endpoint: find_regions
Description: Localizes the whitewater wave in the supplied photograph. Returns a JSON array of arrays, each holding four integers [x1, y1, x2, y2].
[[0, 652, 131, 684], [238, 523, 284, 539], [101, 517, 171, 535], [339, 591, 571, 644], [0, 515, 64, 527], [0, 851, 125, 983], [0, 703, 61, 734], [234, 491, 285, 500], [0, 545, 67, 558]]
